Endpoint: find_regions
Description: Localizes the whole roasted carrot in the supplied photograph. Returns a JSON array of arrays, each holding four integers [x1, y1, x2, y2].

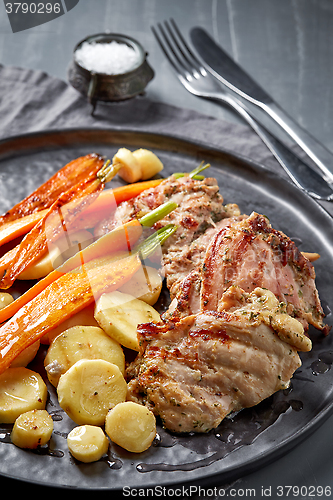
[[0, 154, 105, 226], [0, 225, 176, 374], [0, 160, 121, 289], [0, 201, 177, 323]]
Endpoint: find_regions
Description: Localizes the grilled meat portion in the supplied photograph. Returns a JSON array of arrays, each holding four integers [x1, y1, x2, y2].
[[95, 174, 242, 297], [124, 177, 328, 433], [166, 212, 326, 333], [200, 212, 326, 333], [124, 175, 328, 434], [127, 287, 304, 433], [164, 215, 243, 298]]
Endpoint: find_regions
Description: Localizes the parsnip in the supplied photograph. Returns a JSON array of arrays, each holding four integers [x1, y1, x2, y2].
[[10, 340, 40, 368], [57, 229, 94, 262], [17, 229, 93, 280], [67, 425, 109, 463], [301, 251, 320, 262], [40, 303, 99, 344], [113, 148, 142, 183], [44, 325, 125, 387], [11, 409, 53, 449], [113, 148, 164, 184], [57, 359, 127, 425], [94, 291, 160, 351], [0, 367, 47, 423], [119, 266, 162, 305], [17, 245, 63, 280], [105, 401, 156, 453], [132, 149, 163, 180]]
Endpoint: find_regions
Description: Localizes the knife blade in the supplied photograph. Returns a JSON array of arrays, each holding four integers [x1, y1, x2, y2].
[[190, 27, 333, 186]]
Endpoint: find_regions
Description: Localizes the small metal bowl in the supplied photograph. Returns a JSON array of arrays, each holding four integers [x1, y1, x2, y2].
[[68, 33, 154, 105]]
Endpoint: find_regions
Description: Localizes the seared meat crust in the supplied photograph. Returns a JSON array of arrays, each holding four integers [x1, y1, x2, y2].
[[200, 212, 326, 332], [166, 212, 326, 333]]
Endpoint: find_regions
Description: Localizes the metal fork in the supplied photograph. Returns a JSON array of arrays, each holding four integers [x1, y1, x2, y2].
[[152, 19, 333, 201]]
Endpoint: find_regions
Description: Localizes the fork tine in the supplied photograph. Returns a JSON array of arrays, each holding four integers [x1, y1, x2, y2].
[[151, 23, 186, 78], [153, 22, 190, 79], [163, 20, 196, 76]]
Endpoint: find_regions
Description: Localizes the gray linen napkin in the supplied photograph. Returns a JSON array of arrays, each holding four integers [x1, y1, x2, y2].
[[0, 65, 277, 165]]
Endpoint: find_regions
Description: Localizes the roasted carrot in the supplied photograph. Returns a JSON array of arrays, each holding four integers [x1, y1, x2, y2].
[[0, 159, 121, 289], [0, 209, 48, 248], [71, 179, 165, 231], [0, 154, 105, 227], [0, 201, 177, 323], [0, 222, 141, 324], [111, 179, 163, 206], [0, 224, 176, 374], [0, 179, 164, 250]]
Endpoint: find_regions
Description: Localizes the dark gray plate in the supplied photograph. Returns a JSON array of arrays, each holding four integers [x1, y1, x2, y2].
[[0, 128, 332, 490]]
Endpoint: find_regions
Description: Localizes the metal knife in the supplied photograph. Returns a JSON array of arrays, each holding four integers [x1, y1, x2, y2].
[[190, 27, 333, 187]]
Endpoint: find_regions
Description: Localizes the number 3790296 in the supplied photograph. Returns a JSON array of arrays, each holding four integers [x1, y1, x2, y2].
[[5, 3, 62, 14]]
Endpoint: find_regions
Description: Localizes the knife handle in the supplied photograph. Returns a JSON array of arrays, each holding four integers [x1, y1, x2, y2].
[[261, 101, 333, 186], [212, 93, 333, 200]]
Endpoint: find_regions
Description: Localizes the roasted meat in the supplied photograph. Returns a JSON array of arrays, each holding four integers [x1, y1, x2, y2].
[[126, 209, 326, 433], [95, 174, 242, 297], [200, 212, 326, 332], [127, 287, 306, 433], [112, 172, 327, 433]]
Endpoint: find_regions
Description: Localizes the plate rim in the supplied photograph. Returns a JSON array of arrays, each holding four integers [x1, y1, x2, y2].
[[0, 125, 331, 224]]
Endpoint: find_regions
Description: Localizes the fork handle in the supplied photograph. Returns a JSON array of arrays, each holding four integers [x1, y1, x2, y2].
[[211, 94, 333, 200]]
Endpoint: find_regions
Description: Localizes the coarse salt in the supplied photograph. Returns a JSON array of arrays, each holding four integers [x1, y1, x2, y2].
[[75, 41, 140, 75]]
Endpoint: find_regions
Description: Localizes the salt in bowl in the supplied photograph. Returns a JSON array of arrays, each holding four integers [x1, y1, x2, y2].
[[68, 33, 154, 104]]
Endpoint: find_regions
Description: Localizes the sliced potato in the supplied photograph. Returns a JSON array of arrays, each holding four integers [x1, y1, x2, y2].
[[11, 409, 53, 449], [40, 303, 99, 344], [0, 367, 47, 423], [105, 401, 156, 453], [94, 291, 160, 351], [132, 149, 163, 180], [119, 266, 162, 305], [67, 425, 109, 463], [44, 325, 125, 387], [113, 148, 142, 183], [57, 359, 127, 426], [10, 340, 40, 368]]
